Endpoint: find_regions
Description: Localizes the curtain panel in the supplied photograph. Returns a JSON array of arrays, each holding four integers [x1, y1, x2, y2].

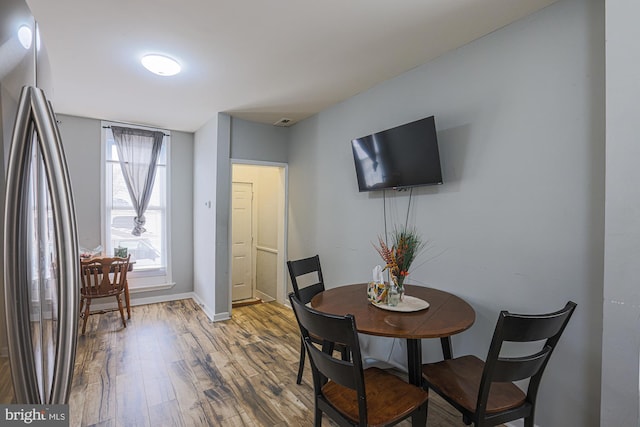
[[111, 126, 164, 236]]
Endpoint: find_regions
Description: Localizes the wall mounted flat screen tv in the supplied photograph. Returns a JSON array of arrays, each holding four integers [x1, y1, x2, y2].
[[351, 116, 443, 192]]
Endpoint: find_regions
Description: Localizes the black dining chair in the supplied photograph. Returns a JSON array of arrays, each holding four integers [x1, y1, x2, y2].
[[289, 293, 429, 426], [421, 301, 577, 427], [287, 255, 348, 384]]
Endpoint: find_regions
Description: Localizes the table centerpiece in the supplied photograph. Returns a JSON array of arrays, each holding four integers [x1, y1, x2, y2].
[[373, 225, 425, 305]]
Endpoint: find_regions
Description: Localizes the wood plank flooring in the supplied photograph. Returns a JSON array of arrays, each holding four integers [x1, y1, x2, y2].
[[1, 299, 472, 426]]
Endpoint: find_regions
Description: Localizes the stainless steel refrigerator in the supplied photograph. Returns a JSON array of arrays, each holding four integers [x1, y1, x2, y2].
[[1, 0, 79, 404]]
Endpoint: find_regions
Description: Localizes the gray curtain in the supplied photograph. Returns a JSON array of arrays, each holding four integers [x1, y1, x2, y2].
[[111, 126, 164, 236]]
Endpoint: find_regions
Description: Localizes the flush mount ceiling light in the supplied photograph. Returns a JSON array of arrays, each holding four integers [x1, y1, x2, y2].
[[18, 25, 32, 49], [141, 54, 181, 76]]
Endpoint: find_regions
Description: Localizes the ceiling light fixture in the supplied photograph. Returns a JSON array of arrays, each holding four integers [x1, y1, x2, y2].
[[17, 25, 32, 50], [141, 54, 181, 76]]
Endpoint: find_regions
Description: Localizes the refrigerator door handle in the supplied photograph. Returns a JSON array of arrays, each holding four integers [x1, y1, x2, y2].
[[4, 85, 79, 404]]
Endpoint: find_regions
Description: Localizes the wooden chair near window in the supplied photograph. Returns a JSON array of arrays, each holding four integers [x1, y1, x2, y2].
[[289, 293, 429, 426], [287, 255, 348, 385], [79, 256, 131, 335], [421, 301, 577, 427]]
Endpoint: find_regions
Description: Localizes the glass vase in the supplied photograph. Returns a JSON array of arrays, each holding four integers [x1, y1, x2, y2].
[[389, 273, 405, 304], [387, 284, 400, 307]]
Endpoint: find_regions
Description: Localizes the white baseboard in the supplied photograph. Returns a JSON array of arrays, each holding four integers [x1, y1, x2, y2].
[[190, 292, 210, 319], [255, 290, 275, 302], [89, 292, 194, 312], [190, 293, 230, 322], [90, 291, 232, 322], [213, 311, 230, 322], [129, 291, 194, 307], [504, 421, 540, 427]]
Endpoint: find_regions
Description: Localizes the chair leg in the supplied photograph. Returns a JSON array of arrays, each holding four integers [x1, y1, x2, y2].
[[413, 401, 428, 426], [314, 407, 322, 427], [440, 336, 453, 359], [524, 415, 535, 427], [297, 337, 305, 384], [81, 299, 91, 335], [124, 279, 131, 319], [116, 295, 127, 328], [79, 297, 85, 316], [425, 400, 429, 425]]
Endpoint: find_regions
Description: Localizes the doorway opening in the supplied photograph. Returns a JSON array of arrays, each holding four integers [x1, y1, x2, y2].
[[230, 161, 287, 311]]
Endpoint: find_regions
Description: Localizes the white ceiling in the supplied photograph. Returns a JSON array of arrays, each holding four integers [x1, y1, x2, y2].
[[26, 0, 555, 132]]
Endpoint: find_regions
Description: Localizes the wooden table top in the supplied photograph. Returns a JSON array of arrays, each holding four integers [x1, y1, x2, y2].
[[311, 283, 475, 340]]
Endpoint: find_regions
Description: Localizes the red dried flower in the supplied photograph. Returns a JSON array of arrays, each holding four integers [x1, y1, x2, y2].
[[373, 225, 425, 289]]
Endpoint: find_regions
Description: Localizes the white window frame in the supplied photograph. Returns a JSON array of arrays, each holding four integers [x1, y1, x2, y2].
[[101, 121, 173, 291]]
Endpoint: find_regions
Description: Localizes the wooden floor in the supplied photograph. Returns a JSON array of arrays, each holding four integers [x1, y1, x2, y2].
[[0, 299, 471, 426]]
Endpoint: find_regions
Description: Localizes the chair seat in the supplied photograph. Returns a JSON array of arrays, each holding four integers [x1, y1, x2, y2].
[[80, 287, 122, 297], [422, 355, 526, 414], [322, 367, 428, 426]]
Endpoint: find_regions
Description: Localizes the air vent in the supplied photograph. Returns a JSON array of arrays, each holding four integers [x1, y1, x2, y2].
[[273, 117, 293, 127]]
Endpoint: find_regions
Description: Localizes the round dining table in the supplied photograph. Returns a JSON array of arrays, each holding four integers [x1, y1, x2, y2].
[[311, 283, 476, 388]]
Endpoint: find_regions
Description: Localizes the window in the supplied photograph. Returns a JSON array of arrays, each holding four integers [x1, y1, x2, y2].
[[102, 122, 172, 289]]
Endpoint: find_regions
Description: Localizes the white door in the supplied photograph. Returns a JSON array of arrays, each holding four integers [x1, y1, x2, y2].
[[232, 182, 253, 301]]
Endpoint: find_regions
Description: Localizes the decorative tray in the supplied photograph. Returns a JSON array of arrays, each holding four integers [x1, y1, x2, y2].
[[372, 295, 430, 312]]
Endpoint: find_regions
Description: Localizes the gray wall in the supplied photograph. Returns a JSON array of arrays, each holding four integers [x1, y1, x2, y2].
[[231, 117, 289, 163], [57, 114, 195, 298], [215, 114, 231, 315], [168, 129, 195, 297], [58, 115, 101, 249], [287, 0, 604, 425], [602, 0, 640, 424]]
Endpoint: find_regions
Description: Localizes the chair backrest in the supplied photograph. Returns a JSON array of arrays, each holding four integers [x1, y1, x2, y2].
[[477, 301, 577, 418], [287, 255, 325, 304], [80, 256, 130, 297], [289, 293, 367, 424]]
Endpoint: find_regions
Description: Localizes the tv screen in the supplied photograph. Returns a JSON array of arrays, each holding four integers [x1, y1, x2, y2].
[[351, 116, 443, 192]]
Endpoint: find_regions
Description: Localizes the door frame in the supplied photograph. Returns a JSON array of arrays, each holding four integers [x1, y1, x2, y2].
[[229, 159, 288, 310]]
